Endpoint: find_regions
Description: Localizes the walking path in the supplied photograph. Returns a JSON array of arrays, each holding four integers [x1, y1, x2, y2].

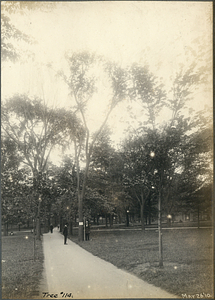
[[40, 228, 177, 299]]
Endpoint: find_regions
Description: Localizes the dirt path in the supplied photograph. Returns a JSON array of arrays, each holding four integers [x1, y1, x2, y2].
[[40, 227, 177, 299]]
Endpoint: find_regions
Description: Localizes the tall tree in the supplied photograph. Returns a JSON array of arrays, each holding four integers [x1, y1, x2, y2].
[[88, 128, 127, 226], [60, 51, 128, 240], [176, 115, 213, 226], [121, 134, 156, 230], [126, 44, 212, 264], [2, 95, 82, 239], [52, 156, 78, 234]]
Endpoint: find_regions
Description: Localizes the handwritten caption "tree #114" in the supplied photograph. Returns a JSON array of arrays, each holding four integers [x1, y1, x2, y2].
[[42, 292, 73, 298]]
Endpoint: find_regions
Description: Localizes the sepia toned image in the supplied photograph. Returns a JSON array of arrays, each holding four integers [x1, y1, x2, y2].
[[1, 1, 213, 299]]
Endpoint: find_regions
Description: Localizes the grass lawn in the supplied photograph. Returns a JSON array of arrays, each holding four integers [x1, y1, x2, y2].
[[1, 231, 44, 299], [70, 228, 214, 298]]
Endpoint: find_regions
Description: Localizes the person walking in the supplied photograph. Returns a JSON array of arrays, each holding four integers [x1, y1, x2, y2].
[[50, 224, 53, 233], [63, 224, 68, 245], [85, 220, 90, 241]]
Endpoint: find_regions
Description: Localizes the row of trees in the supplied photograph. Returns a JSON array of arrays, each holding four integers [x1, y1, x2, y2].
[[1, 3, 212, 247], [1, 74, 212, 236]]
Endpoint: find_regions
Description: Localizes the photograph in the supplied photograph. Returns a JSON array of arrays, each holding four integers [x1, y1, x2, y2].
[[1, 1, 213, 299]]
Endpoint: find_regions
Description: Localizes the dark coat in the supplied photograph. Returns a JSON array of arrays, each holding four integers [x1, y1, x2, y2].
[[63, 226, 68, 236], [85, 221, 90, 234]]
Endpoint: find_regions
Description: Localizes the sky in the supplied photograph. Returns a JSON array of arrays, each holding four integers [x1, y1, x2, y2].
[[1, 1, 213, 163]]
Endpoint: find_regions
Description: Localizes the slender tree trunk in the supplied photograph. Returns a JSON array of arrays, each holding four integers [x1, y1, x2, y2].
[[4, 222, 7, 236], [78, 193, 84, 241], [60, 215, 63, 232], [44, 207, 49, 233], [36, 198, 42, 240], [69, 220, 73, 235], [126, 210, 129, 227], [74, 140, 84, 241], [197, 204, 200, 229], [158, 190, 163, 267], [76, 141, 91, 241], [119, 213, 122, 224], [140, 191, 146, 231], [149, 202, 151, 225], [140, 203, 145, 230], [110, 214, 113, 227]]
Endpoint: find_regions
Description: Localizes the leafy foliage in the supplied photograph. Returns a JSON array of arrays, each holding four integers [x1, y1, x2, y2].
[[1, 13, 34, 62], [1, 137, 32, 225], [2, 96, 84, 236], [1, 1, 57, 62], [128, 64, 166, 128], [2, 95, 83, 174]]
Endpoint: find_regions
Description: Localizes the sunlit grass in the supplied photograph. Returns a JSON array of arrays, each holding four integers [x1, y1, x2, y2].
[[71, 228, 213, 297]]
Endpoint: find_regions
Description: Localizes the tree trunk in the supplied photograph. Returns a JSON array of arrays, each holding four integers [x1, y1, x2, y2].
[[60, 215, 63, 232], [197, 204, 200, 229], [78, 193, 84, 241], [126, 211, 129, 227], [158, 190, 163, 267], [4, 222, 7, 236], [140, 203, 145, 230], [69, 220, 73, 235], [76, 143, 90, 241], [110, 214, 113, 227], [44, 207, 49, 233], [36, 198, 42, 240], [119, 213, 122, 224], [149, 202, 151, 225], [44, 218, 49, 233], [36, 217, 41, 240]]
